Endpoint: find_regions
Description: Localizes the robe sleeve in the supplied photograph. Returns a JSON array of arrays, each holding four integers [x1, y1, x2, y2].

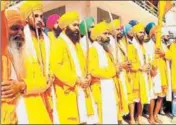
[[22, 55, 49, 95], [50, 38, 77, 88], [165, 47, 173, 60], [128, 44, 140, 71], [88, 47, 116, 79]]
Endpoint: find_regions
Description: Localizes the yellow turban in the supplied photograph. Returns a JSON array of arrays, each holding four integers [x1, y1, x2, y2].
[[1, 1, 9, 11], [19, 1, 43, 19], [132, 23, 145, 34], [91, 21, 109, 41], [59, 11, 79, 30], [108, 19, 121, 32]]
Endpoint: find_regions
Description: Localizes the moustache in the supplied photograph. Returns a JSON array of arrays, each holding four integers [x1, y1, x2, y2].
[[11, 35, 24, 42], [36, 21, 45, 28], [73, 30, 80, 35]]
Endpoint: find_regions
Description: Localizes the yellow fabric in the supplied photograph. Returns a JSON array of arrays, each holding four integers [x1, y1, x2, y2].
[[109, 19, 121, 32], [132, 23, 145, 34], [127, 43, 149, 104], [150, 43, 168, 94], [58, 11, 79, 30], [48, 31, 56, 47], [1, 1, 9, 11], [1, 102, 17, 124], [1, 56, 17, 124], [50, 36, 94, 124], [88, 47, 119, 123], [19, 1, 43, 19], [165, 42, 176, 92], [118, 39, 133, 105], [156, 1, 174, 48], [22, 37, 52, 124], [91, 21, 109, 41]]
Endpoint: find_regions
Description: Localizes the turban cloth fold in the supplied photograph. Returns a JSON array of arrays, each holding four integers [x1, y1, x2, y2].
[[19, 1, 43, 19], [123, 24, 132, 35], [129, 20, 138, 27], [108, 19, 121, 32], [80, 16, 95, 35], [132, 23, 145, 34], [145, 22, 156, 35], [91, 21, 109, 41], [58, 11, 79, 30], [46, 14, 60, 30], [5, 9, 25, 28]]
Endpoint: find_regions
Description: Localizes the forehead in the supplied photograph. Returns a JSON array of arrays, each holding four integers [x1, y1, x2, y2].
[[33, 10, 43, 15], [71, 20, 79, 25], [102, 29, 109, 34], [9, 20, 25, 28]]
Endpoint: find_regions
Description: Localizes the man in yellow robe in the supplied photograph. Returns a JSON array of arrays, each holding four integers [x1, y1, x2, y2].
[[146, 23, 169, 123], [80, 16, 95, 56], [19, 1, 54, 124], [129, 23, 151, 124], [88, 21, 120, 124], [108, 19, 134, 124], [50, 11, 96, 124], [46, 14, 62, 46], [1, 8, 26, 125], [155, 31, 176, 122]]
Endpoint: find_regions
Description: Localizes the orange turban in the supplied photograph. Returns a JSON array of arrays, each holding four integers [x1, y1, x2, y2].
[[5, 9, 25, 28]]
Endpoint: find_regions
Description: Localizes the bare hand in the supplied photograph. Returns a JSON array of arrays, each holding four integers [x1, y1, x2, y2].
[[116, 63, 123, 73], [76, 77, 90, 89], [155, 48, 165, 58], [1, 80, 26, 98], [140, 64, 150, 72], [122, 61, 132, 71]]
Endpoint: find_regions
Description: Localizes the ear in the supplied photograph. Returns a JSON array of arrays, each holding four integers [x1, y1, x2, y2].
[[97, 36, 101, 41]]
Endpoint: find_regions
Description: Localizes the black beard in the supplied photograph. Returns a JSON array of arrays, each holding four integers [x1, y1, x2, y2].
[[127, 34, 133, 41], [88, 31, 94, 43], [99, 37, 110, 52], [136, 36, 144, 44], [116, 33, 123, 40], [53, 27, 62, 38], [65, 26, 80, 43], [29, 25, 42, 37]]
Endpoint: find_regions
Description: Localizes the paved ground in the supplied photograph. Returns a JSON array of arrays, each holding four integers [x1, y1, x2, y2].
[[122, 114, 176, 124]]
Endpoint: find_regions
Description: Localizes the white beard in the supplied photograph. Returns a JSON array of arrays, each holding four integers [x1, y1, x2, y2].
[[7, 39, 25, 79]]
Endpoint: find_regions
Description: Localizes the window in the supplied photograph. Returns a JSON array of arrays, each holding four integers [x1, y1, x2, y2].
[[97, 7, 120, 23], [43, 6, 66, 24]]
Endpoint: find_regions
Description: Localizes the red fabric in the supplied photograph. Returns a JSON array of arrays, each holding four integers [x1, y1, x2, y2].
[[1, 10, 8, 56]]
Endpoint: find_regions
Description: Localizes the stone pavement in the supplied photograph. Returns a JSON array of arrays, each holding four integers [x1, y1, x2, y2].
[[122, 114, 176, 124]]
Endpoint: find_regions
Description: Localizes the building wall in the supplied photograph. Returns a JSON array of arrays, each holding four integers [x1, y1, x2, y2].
[[10, 1, 160, 26]]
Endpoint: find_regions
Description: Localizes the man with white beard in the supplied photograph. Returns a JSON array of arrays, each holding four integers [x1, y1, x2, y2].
[[1, 9, 26, 124]]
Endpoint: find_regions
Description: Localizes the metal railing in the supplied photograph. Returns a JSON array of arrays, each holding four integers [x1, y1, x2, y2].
[[132, 0, 158, 17]]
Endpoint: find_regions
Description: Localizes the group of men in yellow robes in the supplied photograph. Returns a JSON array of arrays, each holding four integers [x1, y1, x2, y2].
[[1, 1, 176, 124]]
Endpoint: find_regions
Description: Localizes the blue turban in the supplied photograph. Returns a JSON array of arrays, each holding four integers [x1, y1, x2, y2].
[[145, 22, 156, 35], [129, 20, 138, 27], [123, 24, 133, 35]]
